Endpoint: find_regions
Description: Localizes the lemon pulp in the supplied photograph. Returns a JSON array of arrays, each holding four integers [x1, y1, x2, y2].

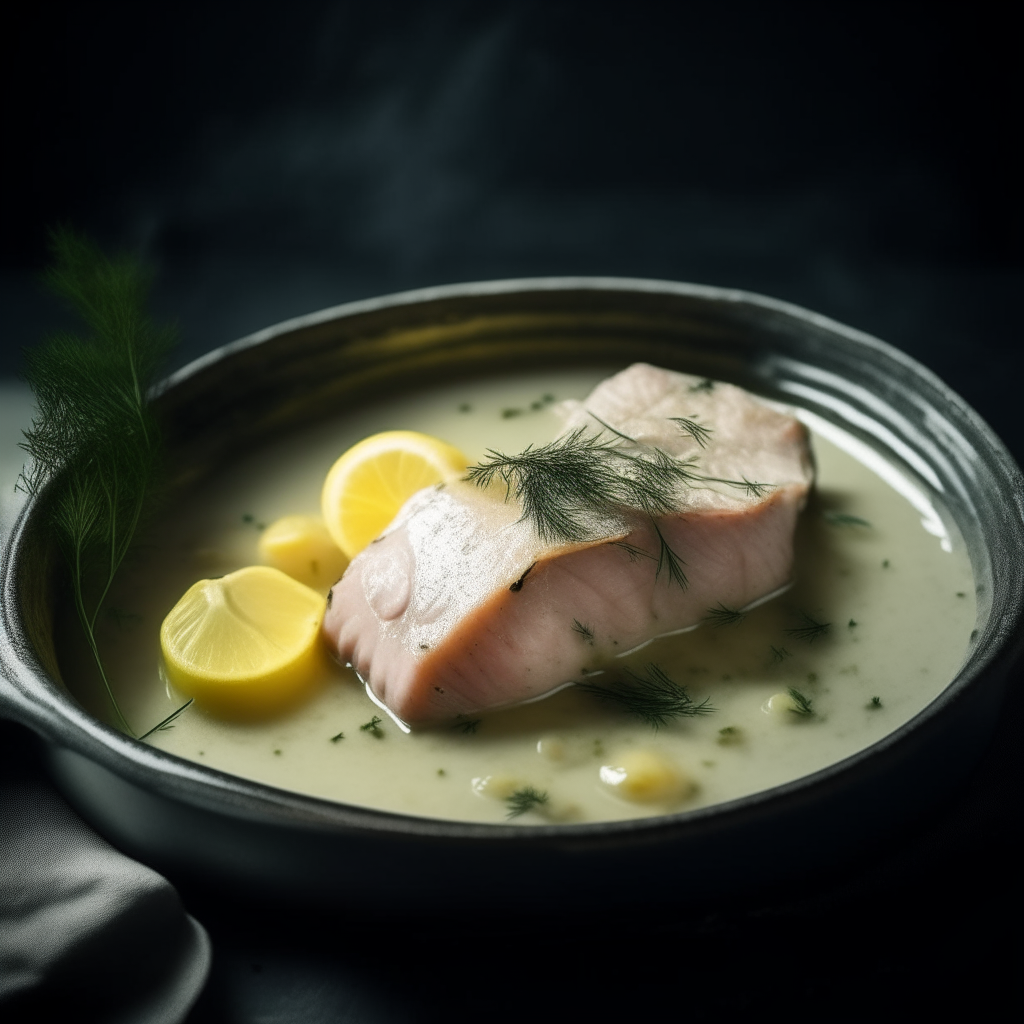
[[160, 565, 326, 718], [321, 430, 468, 558]]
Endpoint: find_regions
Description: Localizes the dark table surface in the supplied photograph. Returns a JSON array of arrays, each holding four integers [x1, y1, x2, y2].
[[3, 5, 1021, 1020]]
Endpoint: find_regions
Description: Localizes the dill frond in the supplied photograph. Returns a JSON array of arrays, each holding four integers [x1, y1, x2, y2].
[[740, 477, 772, 499], [868, 696, 882, 709], [466, 429, 691, 545], [137, 698, 194, 741], [651, 520, 688, 589], [587, 411, 636, 442], [614, 448, 694, 517], [784, 613, 831, 644], [360, 716, 384, 738], [454, 716, 481, 734], [824, 511, 872, 528], [19, 229, 180, 738], [769, 645, 792, 664], [787, 688, 814, 716], [669, 416, 713, 448], [611, 541, 655, 563], [689, 378, 715, 393], [572, 619, 595, 643], [467, 412, 775, 560], [683, 468, 774, 500], [505, 786, 548, 819], [466, 429, 624, 543], [707, 603, 745, 627], [578, 663, 714, 729]]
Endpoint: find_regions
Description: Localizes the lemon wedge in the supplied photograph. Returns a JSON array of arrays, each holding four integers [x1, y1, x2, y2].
[[160, 566, 326, 718], [258, 514, 348, 590], [321, 430, 468, 558]]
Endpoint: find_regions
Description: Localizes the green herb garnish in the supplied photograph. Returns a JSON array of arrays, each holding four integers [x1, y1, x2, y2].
[[769, 645, 792, 664], [572, 619, 595, 643], [137, 698, 194, 741], [785, 613, 831, 644], [330, 731, 345, 742], [824, 511, 871, 528], [787, 688, 814, 716], [868, 696, 883, 709], [669, 416, 713, 448], [454, 716, 481, 734], [587, 411, 635, 442], [706, 603, 745, 627], [578, 663, 714, 729], [360, 716, 384, 738], [651, 519, 688, 589], [466, 428, 773, 550], [505, 786, 549, 819], [466, 429, 684, 544], [19, 229, 182, 738]]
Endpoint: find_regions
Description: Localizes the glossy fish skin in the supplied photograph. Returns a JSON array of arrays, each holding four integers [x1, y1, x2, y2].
[[322, 364, 814, 726]]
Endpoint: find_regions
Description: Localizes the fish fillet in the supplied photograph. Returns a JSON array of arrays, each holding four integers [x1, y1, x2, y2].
[[322, 364, 814, 725]]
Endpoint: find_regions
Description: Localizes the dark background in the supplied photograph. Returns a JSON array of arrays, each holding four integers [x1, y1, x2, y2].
[[4, 3, 1022, 1020]]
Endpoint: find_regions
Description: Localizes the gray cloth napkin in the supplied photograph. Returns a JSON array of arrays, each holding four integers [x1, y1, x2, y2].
[[0, 722, 210, 1022]]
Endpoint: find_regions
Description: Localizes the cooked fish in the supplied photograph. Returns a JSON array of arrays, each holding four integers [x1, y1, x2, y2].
[[322, 364, 814, 725]]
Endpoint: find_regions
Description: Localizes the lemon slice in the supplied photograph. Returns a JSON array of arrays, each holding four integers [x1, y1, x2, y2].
[[258, 514, 348, 590], [160, 566, 326, 718], [321, 430, 468, 557]]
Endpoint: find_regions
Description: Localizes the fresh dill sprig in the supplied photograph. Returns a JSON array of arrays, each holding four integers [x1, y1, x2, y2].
[[137, 698, 194, 741], [740, 477, 772, 499], [466, 429, 690, 544], [787, 688, 814, 716], [689, 378, 715, 393], [769, 645, 792, 664], [505, 786, 549, 819], [360, 716, 384, 738], [572, 619, 595, 643], [824, 511, 872, 528], [706, 603, 745, 627], [868, 696, 883, 709], [587, 411, 635, 442], [330, 731, 345, 742], [611, 540, 655, 563], [684, 469, 774, 499], [467, 416, 778, 554], [784, 613, 831, 644], [466, 429, 622, 543], [651, 519, 688, 589], [454, 716, 481, 734], [578, 663, 714, 729], [669, 416, 713, 448], [19, 229, 181, 738]]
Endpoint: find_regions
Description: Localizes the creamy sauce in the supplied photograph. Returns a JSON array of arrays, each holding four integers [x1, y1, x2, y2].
[[61, 368, 977, 824]]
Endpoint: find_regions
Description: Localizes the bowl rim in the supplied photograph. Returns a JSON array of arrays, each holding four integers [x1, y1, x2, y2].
[[2, 275, 1023, 843]]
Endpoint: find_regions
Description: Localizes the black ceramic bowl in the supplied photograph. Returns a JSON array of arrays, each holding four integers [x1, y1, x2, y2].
[[2, 278, 1022, 910]]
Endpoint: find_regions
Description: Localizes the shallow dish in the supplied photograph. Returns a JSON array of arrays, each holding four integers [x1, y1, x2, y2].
[[2, 277, 1022, 910]]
